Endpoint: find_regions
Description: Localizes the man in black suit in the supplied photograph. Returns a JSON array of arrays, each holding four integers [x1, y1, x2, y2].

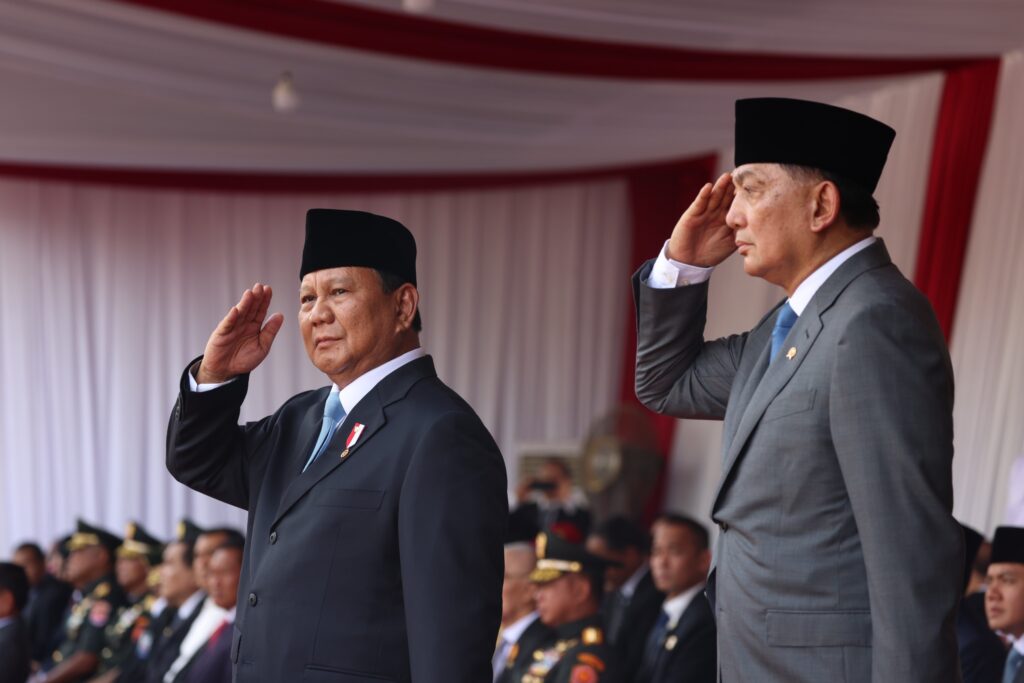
[[494, 533, 554, 683], [985, 527, 1024, 683], [957, 524, 1005, 683], [179, 538, 242, 683], [167, 209, 508, 682], [586, 517, 663, 675], [633, 515, 715, 683], [13, 542, 73, 667], [0, 562, 31, 683]]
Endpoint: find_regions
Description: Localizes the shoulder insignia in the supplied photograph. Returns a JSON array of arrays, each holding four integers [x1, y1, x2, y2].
[[576, 653, 605, 671], [506, 642, 519, 667], [143, 594, 156, 610], [570, 664, 599, 683], [581, 627, 603, 645], [89, 600, 113, 627], [94, 582, 111, 598]]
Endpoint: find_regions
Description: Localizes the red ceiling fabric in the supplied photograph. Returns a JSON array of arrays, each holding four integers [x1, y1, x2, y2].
[[622, 155, 718, 523], [112, 0, 985, 81], [913, 59, 1001, 342]]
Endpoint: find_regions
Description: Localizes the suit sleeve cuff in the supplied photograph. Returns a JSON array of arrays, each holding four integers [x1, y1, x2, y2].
[[648, 240, 714, 289], [187, 360, 238, 393]]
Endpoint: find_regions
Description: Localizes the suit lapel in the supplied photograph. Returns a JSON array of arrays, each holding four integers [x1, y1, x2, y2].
[[652, 596, 705, 679], [271, 356, 437, 528], [712, 240, 893, 512]]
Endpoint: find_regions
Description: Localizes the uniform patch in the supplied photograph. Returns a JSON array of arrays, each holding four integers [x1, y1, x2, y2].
[[570, 664, 599, 683], [90, 600, 112, 627], [576, 653, 605, 671]]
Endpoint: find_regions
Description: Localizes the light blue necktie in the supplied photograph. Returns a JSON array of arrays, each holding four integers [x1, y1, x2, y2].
[[1004, 648, 1023, 683], [770, 302, 798, 361], [302, 390, 345, 472]]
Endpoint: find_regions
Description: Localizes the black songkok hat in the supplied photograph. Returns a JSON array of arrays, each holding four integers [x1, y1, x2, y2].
[[991, 526, 1024, 565], [505, 507, 542, 546], [734, 98, 896, 193], [530, 532, 617, 584], [66, 519, 122, 556], [176, 519, 206, 547], [117, 521, 165, 566], [300, 209, 417, 285]]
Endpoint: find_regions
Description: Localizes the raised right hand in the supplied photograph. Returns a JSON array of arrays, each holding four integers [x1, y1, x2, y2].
[[666, 172, 737, 267], [196, 283, 285, 384]]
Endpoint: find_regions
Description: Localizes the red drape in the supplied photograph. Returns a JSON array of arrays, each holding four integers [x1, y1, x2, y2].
[[913, 59, 1001, 341], [621, 156, 718, 522]]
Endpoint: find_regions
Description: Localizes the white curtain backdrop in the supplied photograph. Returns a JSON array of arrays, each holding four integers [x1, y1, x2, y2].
[[660, 72, 946, 524], [0, 178, 629, 553], [949, 50, 1024, 535]]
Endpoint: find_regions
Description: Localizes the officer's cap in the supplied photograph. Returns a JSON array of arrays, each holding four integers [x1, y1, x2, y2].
[[529, 532, 615, 584], [66, 519, 121, 556], [117, 521, 165, 566]]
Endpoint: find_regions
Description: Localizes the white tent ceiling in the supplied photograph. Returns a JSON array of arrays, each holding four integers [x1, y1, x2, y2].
[[0, 0, 1020, 173]]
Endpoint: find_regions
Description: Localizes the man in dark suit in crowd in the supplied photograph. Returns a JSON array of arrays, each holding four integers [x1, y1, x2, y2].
[[13, 542, 73, 667], [587, 517, 663, 676], [957, 524, 1005, 683], [178, 537, 242, 683], [45, 521, 128, 683], [167, 209, 508, 682], [633, 515, 715, 683], [494, 530, 554, 683], [0, 562, 32, 683], [985, 527, 1024, 683], [634, 98, 961, 681]]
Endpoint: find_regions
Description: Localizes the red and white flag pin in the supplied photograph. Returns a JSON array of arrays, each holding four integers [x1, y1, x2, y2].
[[340, 423, 366, 460]]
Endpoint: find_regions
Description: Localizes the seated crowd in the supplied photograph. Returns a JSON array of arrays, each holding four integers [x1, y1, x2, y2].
[[1, 519, 243, 683]]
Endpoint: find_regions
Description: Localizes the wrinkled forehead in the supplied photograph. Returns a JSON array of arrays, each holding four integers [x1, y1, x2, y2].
[[731, 163, 787, 185], [299, 265, 377, 291]]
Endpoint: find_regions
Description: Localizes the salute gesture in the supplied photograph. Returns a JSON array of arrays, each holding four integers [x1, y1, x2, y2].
[[667, 171, 737, 267], [196, 283, 285, 384]]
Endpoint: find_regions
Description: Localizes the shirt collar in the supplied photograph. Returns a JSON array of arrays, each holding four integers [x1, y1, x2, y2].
[[502, 611, 539, 644], [336, 347, 426, 414], [177, 590, 205, 619], [662, 582, 704, 629], [788, 236, 876, 316], [619, 564, 649, 599]]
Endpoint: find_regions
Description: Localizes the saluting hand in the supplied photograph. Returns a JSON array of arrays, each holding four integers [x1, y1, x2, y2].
[[666, 171, 737, 267], [197, 283, 285, 384]]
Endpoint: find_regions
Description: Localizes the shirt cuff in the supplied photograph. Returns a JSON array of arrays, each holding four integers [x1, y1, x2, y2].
[[647, 240, 714, 289], [187, 362, 237, 393]]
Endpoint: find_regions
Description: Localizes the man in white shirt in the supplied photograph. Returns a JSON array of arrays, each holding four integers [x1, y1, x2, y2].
[[167, 209, 507, 683], [633, 514, 715, 683], [633, 98, 960, 682], [985, 526, 1024, 683]]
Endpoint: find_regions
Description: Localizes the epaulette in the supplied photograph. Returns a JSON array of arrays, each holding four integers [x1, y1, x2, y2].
[[94, 582, 111, 598], [576, 653, 605, 671], [581, 627, 603, 645]]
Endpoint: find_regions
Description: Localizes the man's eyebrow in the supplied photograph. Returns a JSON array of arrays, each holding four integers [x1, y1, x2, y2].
[[733, 170, 760, 185]]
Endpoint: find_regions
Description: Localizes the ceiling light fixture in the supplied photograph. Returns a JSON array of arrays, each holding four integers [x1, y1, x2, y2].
[[272, 71, 300, 112]]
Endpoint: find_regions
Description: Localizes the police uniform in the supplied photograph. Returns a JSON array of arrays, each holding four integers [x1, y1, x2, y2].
[[96, 522, 165, 674], [522, 533, 621, 683], [47, 521, 128, 676]]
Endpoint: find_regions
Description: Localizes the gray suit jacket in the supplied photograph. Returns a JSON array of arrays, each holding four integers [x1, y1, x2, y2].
[[633, 240, 962, 682]]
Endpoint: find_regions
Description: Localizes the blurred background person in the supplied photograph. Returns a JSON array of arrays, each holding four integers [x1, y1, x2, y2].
[[514, 459, 591, 540], [0, 562, 31, 683], [13, 542, 73, 667], [957, 524, 1005, 683], [985, 526, 1024, 683], [586, 516, 662, 675], [494, 525, 553, 683], [634, 515, 715, 683], [177, 537, 242, 683]]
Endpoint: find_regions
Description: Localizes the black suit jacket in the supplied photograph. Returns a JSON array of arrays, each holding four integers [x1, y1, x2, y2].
[[180, 621, 232, 683], [607, 569, 664, 676], [634, 593, 716, 683], [142, 597, 207, 683], [167, 355, 508, 683], [0, 616, 31, 683], [957, 592, 1006, 683], [497, 615, 555, 683], [23, 574, 72, 663]]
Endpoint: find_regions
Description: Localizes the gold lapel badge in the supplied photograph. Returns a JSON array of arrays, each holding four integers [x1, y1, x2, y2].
[[665, 634, 678, 651], [786, 347, 797, 360], [340, 449, 350, 460]]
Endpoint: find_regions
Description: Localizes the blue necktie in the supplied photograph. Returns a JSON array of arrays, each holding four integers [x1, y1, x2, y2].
[[770, 302, 798, 361], [303, 390, 345, 472], [1004, 648, 1023, 683], [641, 609, 670, 673]]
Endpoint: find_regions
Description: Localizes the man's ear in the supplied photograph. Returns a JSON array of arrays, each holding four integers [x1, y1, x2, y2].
[[394, 284, 419, 331], [810, 180, 841, 233]]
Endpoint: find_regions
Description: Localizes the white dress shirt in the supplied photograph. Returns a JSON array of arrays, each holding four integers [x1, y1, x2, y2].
[[661, 583, 704, 629], [493, 611, 539, 681]]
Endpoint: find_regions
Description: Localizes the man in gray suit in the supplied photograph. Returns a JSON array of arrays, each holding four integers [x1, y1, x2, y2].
[[633, 98, 962, 681]]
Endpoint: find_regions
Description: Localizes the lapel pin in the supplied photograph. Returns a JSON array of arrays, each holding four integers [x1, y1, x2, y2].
[[665, 634, 678, 651], [339, 423, 366, 460], [786, 347, 797, 360], [339, 449, 349, 460]]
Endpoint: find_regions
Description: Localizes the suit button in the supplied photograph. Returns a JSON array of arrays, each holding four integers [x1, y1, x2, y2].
[[269, 531, 278, 544], [248, 592, 257, 606], [718, 522, 729, 532]]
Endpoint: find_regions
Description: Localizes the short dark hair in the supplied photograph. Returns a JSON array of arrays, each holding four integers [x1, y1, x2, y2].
[[581, 570, 604, 605], [214, 530, 246, 552], [654, 514, 710, 551], [377, 270, 422, 332], [592, 516, 650, 554], [782, 164, 881, 230], [14, 542, 45, 563], [0, 562, 30, 612]]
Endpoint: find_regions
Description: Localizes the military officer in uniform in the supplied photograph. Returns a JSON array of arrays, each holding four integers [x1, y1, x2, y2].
[[88, 522, 165, 681], [523, 533, 621, 683], [43, 520, 128, 683]]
